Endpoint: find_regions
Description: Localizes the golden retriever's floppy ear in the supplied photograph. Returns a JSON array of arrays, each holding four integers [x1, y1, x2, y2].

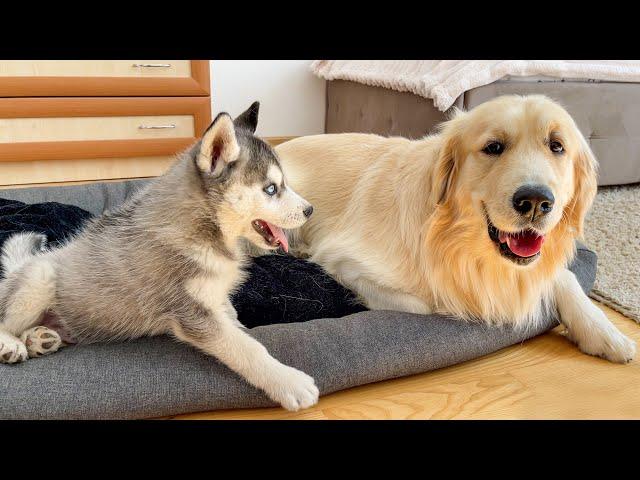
[[565, 134, 598, 237], [197, 112, 240, 177], [431, 109, 466, 206]]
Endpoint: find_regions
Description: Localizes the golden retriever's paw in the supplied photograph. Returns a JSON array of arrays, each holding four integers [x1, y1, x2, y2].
[[264, 365, 320, 411], [570, 325, 636, 364], [0, 332, 28, 364], [20, 326, 62, 358]]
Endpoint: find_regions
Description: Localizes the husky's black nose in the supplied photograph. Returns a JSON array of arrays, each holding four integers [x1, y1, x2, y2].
[[303, 205, 314, 218], [512, 185, 554, 218]]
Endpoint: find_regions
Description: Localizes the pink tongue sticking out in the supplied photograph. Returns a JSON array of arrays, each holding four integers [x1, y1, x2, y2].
[[499, 231, 545, 258], [265, 221, 289, 253]]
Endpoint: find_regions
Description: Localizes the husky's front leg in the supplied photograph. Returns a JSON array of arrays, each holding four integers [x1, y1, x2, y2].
[[555, 268, 636, 363], [172, 313, 319, 411], [223, 298, 244, 328]]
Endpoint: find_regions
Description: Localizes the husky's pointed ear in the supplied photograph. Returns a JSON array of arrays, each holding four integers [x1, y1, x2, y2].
[[234, 101, 260, 134], [197, 113, 240, 176]]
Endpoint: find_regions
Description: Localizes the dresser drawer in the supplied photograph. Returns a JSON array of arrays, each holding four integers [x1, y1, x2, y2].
[[0, 61, 192, 78], [0, 60, 209, 97], [0, 156, 176, 186], [0, 97, 211, 162], [0, 115, 195, 143]]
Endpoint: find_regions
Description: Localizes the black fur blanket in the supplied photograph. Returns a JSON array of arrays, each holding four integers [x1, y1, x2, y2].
[[0, 199, 366, 328]]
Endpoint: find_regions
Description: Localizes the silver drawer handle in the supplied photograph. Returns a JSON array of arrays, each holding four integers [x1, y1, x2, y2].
[[138, 124, 176, 130], [132, 63, 172, 68]]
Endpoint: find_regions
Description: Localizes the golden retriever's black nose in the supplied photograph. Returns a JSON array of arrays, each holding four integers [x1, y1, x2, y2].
[[303, 205, 314, 218], [512, 185, 554, 218]]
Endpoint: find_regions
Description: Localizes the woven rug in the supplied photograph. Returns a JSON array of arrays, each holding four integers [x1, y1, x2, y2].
[[583, 184, 640, 322]]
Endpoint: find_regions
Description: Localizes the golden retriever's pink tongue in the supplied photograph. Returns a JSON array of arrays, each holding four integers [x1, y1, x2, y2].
[[265, 221, 289, 253], [500, 231, 545, 257]]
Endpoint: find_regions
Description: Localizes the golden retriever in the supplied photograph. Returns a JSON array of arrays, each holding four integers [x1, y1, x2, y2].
[[276, 94, 636, 363]]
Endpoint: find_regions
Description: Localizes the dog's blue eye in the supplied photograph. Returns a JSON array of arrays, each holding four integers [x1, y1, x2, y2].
[[483, 141, 504, 156], [264, 184, 277, 196]]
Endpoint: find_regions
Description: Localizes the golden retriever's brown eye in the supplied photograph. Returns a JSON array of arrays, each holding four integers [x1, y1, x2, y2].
[[483, 141, 504, 156], [550, 141, 564, 154]]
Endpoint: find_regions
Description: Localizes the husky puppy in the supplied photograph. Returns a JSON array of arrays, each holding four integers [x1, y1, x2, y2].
[[0, 102, 319, 411]]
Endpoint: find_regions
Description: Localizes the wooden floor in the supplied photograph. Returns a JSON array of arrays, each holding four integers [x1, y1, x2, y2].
[[168, 302, 640, 420]]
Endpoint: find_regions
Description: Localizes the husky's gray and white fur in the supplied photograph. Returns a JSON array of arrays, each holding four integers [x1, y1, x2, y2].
[[0, 102, 320, 411]]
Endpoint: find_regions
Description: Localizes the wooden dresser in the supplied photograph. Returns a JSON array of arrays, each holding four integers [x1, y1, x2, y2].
[[0, 60, 211, 186]]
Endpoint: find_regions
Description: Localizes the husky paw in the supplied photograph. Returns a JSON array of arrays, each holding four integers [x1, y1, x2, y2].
[[0, 333, 28, 364], [20, 326, 62, 358], [266, 365, 319, 411]]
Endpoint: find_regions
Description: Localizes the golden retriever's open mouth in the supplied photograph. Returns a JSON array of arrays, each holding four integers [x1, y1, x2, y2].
[[486, 216, 545, 266], [252, 219, 289, 252]]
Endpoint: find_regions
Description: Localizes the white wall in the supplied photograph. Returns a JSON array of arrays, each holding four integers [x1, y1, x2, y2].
[[210, 60, 325, 137]]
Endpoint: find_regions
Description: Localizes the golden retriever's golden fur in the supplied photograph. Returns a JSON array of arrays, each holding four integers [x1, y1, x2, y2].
[[277, 95, 636, 363], [421, 95, 597, 325]]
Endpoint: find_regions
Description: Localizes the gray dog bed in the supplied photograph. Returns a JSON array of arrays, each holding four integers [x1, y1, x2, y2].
[[0, 180, 597, 419]]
